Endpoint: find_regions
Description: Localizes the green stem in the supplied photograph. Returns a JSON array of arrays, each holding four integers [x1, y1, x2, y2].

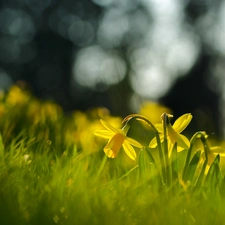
[[200, 136, 210, 162], [182, 131, 207, 180], [185, 132, 209, 192], [193, 159, 208, 192], [182, 143, 193, 180], [96, 154, 108, 179], [124, 115, 166, 185], [162, 113, 171, 186]]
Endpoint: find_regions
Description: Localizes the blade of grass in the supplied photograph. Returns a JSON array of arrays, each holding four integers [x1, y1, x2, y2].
[[204, 155, 222, 193], [0, 134, 4, 163], [183, 150, 201, 184], [95, 154, 108, 179], [118, 165, 139, 180], [193, 159, 208, 192], [182, 143, 194, 180], [145, 147, 163, 189], [171, 143, 178, 183]]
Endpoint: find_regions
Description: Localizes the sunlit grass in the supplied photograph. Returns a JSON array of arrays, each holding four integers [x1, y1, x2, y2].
[[0, 85, 225, 225]]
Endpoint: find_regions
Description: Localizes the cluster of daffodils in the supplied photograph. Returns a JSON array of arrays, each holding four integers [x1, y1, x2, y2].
[[94, 113, 193, 161], [94, 112, 225, 187], [94, 112, 225, 172]]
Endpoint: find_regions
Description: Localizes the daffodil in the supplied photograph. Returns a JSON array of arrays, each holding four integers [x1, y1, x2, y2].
[[94, 119, 143, 160], [149, 113, 192, 156]]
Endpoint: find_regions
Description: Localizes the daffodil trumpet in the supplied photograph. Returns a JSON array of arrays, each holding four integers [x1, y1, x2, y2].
[[94, 119, 143, 160]]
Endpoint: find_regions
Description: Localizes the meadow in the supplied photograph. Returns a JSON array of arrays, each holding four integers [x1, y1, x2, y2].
[[0, 85, 225, 225]]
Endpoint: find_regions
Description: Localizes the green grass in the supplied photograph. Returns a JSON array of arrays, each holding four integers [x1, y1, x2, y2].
[[0, 86, 225, 225]]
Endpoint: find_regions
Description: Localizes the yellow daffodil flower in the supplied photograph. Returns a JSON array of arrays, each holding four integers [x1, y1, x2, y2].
[[94, 119, 143, 160], [149, 113, 192, 156]]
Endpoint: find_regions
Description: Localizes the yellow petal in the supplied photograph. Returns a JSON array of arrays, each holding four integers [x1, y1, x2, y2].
[[149, 135, 164, 148], [94, 130, 114, 139], [100, 119, 119, 134], [167, 124, 177, 143], [167, 140, 174, 157], [167, 125, 189, 149], [123, 141, 137, 160], [104, 133, 125, 158], [155, 123, 163, 133], [176, 134, 190, 149], [172, 113, 192, 133], [210, 146, 225, 156], [177, 145, 184, 152], [126, 136, 143, 148], [149, 137, 157, 148]]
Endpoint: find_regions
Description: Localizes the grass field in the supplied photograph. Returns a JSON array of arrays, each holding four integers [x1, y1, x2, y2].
[[0, 85, 225, 225]]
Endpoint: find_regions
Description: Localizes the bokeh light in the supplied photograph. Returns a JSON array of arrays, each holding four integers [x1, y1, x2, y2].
[[73, 45, 126, 90], [0, 70, 13, 90], [0, 0, 225, 137], [25, 0, 52, 11], [97, 9, 129, 47]]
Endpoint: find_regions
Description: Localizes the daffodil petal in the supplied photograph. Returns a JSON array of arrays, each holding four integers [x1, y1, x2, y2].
[[168, 141, 174, 158], [94, 130, 115, 139], [100, 119, 120, 134], [123, 141, 137, 160], [149, 137, 157, 148], [149, 135, 164, 148], [155, 123, 163, 133], [177, 145, 184, 153], [176, 134, 190, 149], [167, 124, 190, 149], [210, 146, 225, 156], [172, 113, 192, 133], [167, 124, 177, 144], [126, 137, 143, 148]]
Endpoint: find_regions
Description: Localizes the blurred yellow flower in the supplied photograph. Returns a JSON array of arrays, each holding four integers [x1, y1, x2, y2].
[[149, 113, 192, 156], [6, 85, 31, 106], [139, 101, 172, 124], [94, 119, 143, 160]]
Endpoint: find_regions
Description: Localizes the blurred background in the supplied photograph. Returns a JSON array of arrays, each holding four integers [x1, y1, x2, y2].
[[0, 0, 225, 138]]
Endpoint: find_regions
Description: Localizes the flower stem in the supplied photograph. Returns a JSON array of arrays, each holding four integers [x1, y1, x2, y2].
[[182, 131, 207, 181], [123, 114, 166, 184], [162, 113, 171, 186]]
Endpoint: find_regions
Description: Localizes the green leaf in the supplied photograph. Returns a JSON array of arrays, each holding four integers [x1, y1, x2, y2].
[[183, 150, 201, 183], [137, 148, 162, 188], [0, 134, 4, 163], [138, 149, 146, 177], [145, 147, 156, 164], [193, 159, 208, 192], [213, 154, 220, 164], [171, 143, 178, 182], [118, 165, 139, 180], [204, 155, 222, 192], [182, 143, 194, 180]]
